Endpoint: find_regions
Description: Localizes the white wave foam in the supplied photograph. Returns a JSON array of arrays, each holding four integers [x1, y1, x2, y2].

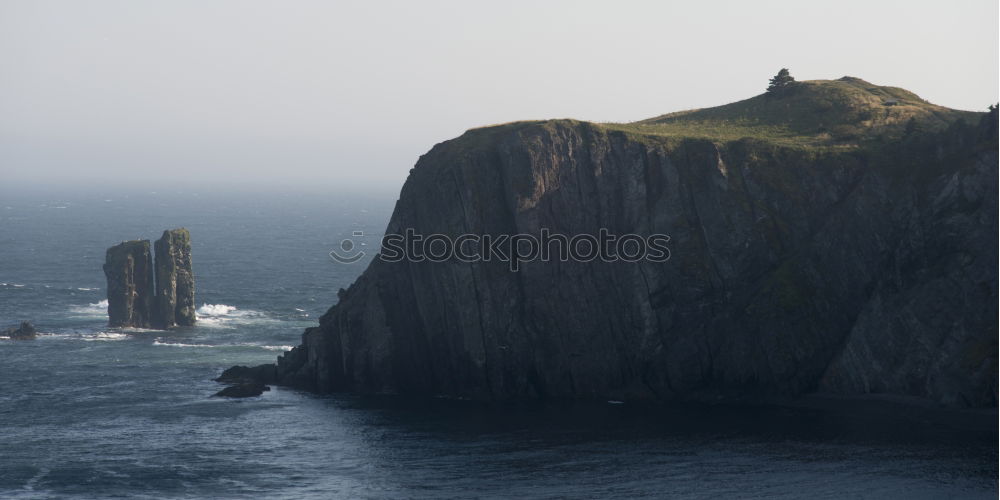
[[69, 300, 108, 317], [194, 318, 227, 328], [196, 304, 238, 316], [82, 331, 128, 342], [120, 327, 162, 334], [3, 334, 60, 342], [76, 287, 99, 291], [153, 339, 214, 348], [35, 332, 73, 339], [151, 339, 293, 351], [16, 330, 125, 342], [194, 303, 276, 328]]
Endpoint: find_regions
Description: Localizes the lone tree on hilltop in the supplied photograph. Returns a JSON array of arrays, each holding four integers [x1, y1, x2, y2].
[[767, 68, 795, 94]]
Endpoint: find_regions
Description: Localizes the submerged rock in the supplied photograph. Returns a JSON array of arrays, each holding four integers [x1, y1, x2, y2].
[[153, 228, 195, 329], [215, 364, 277, 385], [214, 382, 270, 398], [3, 321, 37, 340], [103, 240, 155, 328], [213, 365, 277, 398]]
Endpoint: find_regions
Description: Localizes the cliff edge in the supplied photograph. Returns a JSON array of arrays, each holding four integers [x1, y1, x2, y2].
[[253, 78, 998, 407]]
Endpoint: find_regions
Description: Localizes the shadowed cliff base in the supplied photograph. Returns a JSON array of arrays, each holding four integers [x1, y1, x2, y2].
[[233, 78, 998, 410]]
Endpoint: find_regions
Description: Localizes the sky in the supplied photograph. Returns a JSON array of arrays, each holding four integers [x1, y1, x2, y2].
[[1, 0, 997, 191]]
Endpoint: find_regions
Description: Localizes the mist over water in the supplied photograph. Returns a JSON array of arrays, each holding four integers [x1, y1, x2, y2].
[[0, 189, 995, 498]]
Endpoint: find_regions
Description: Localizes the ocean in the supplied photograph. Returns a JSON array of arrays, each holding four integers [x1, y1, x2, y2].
[[0, 187, 995, 499]]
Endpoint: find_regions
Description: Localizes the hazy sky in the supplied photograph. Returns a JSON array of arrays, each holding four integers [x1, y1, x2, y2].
[[1, 0, 997, 190]]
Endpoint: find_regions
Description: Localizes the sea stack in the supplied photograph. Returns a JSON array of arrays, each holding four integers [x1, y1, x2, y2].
[[103, 240, 155, 328], [153, 228, 195, 328], [103, 228, 195, 329]]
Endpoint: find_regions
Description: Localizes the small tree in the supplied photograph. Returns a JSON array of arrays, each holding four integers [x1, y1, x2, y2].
[[767, 68, 795, 93]]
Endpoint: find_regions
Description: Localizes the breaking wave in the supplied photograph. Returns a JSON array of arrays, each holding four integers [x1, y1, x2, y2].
[[68, 300, 109, 318], [261, 345, 294, 351], [152, 338, 293, 351], [195, 303, 276, 328], [196, 304, 237, 316], [81, 331, 128, 342], [2, 329, 127, 342], [152, 340, 214, 348]]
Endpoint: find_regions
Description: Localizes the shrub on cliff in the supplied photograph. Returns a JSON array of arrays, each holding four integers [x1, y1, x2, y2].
[[767, 68, 795, 94]]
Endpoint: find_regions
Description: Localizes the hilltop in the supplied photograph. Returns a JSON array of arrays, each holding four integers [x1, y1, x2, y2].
[[602, 77, 982, 148], [455, 77, 984, 152]]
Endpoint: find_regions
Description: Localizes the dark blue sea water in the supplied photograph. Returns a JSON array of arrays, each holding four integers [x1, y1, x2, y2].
[[0, 188, 995, 499]]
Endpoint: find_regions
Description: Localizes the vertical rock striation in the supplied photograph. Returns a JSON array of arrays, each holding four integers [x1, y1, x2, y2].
[[103, 240, 155, 328], [236, 80, 997, 408], [103, 228, 195, 329], [260, 111, 997, 408], [154, 228, 195, 328]]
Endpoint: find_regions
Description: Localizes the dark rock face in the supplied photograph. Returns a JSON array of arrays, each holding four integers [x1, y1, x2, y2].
[[213, 365, 275, 398], [214, 382, 270, 398], [154, 229, 195, 329], [103, 228, 195, 329], [3, 321, 37, 340], [216, 364, 277, 385], [265, 114, 997, 408], [103, 240, 155, 328]]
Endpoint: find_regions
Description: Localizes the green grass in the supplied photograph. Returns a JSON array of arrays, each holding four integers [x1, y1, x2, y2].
[[612, 77, 980, 148], [447, 77, 985, 155]]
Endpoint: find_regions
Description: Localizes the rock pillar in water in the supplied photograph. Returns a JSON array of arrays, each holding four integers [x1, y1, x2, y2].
[[153, 228, 195, 328], [103, 240, 155, 328]]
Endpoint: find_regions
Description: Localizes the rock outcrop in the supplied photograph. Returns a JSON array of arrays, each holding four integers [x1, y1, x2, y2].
[[3, 321, 37, 340], [214, 365, 276, 397], [216, 364, 277, 385], [213, 382, 270, 398], [154, 229, 196, 329], [103, 228, 195, 329], [104, 240, 155, 328], [251, 80, 998, 408]]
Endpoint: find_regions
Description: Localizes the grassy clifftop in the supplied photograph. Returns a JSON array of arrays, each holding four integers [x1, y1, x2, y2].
[[607, 77, 981, 148], [443, 76, 985, 159]]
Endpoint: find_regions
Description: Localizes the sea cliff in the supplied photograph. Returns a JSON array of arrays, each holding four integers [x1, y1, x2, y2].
[[246, 78, 998, 407]]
